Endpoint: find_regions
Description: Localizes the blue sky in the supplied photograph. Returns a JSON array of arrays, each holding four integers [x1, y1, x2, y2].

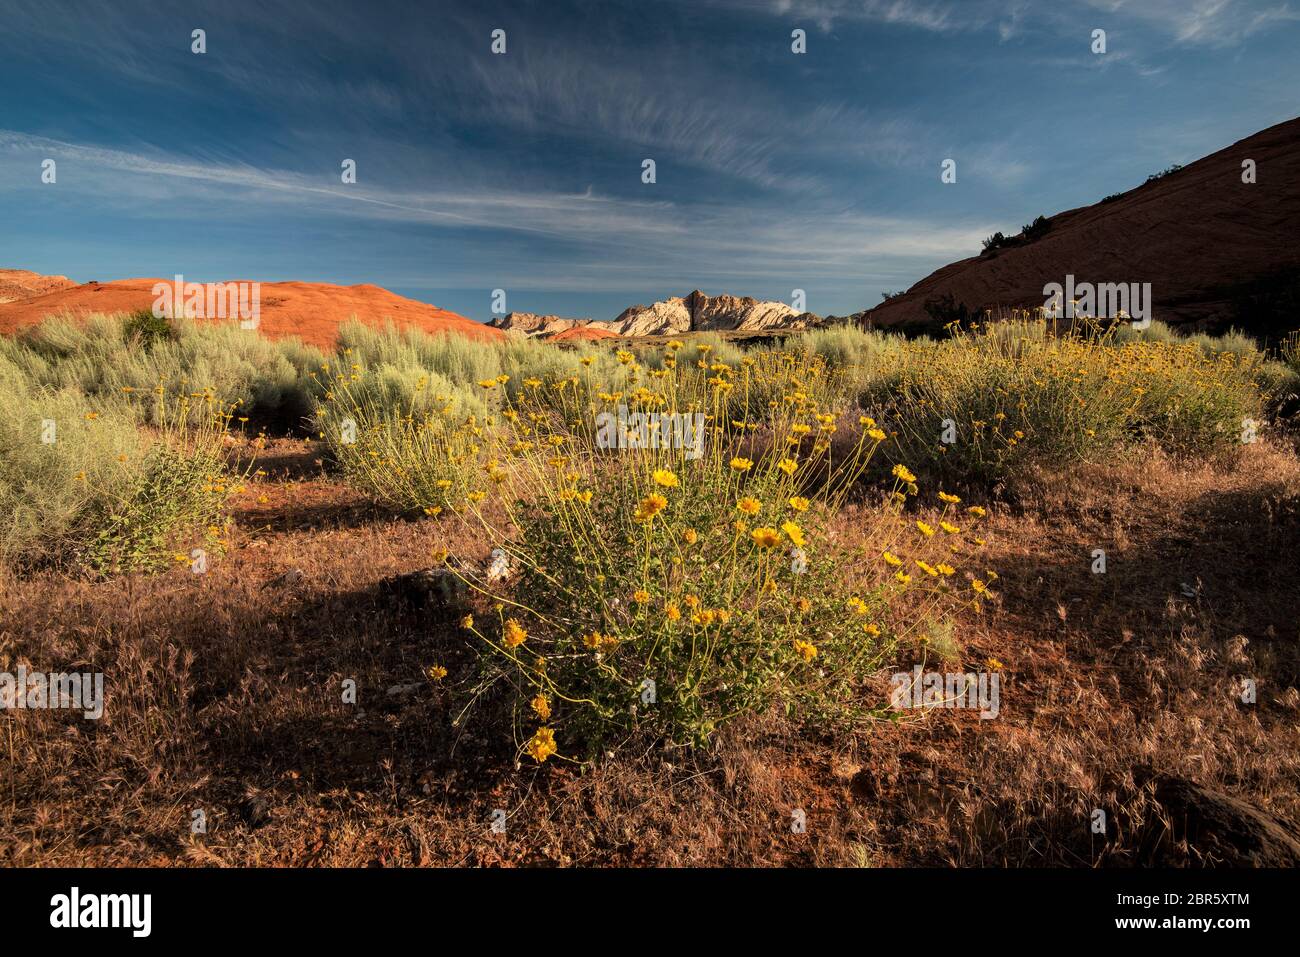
[[1, 0, 1298, 323]]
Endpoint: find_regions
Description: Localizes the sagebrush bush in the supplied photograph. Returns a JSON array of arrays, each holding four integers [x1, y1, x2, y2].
[[326, 320, 633, 418], [1282, 332, 1300, 375], [313, 362, 491, 515], [3, 312, 323, 430], [860, 319, 1267, 485], [790, 325, 906, 398], [0, 355, 243, 571]]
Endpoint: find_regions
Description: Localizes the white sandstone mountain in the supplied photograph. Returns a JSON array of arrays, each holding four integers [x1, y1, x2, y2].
[[489, 290, 821, 338]]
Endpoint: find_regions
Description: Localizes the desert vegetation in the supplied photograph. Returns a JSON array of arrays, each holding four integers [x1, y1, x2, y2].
[[0, 346, 246, 571], [2, 310, 1298, 866]]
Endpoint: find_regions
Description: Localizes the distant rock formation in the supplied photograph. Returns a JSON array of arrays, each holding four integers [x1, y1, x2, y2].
[[487, 312, 591, 337], [549, 325, 618, 342], [0, 269, 77, 304], [691, 291, 805, 331], [496, 290, 822, 339], [606, 297, 691, 336]]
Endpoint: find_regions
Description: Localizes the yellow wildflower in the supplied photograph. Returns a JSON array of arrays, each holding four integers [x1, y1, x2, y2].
[[634, 493, 668, 522], [503, 618, 527, 647], [526, 727, 557, 763]]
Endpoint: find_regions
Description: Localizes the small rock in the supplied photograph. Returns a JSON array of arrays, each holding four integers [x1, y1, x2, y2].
[[486, 548, 511, 583], [239, 793, 272, 828], [264, 567, 305, 590]]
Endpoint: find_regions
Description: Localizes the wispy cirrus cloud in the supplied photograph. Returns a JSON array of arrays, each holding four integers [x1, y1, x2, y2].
[[705, 0, 1036, 33], [1083, 0, 1300, 46], [707, 0, 1300, 46], [460, 48, 940, 193], [0, 129, 991, 292]]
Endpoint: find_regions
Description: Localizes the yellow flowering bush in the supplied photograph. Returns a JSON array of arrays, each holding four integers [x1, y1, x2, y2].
[[446, 346, 988, 759], [314, 363, 490, 514], [863, 317, 1267, 485]]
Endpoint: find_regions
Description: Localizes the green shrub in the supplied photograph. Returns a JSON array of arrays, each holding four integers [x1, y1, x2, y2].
[[121, 309, 176, 349], [860, 322, 1266, 486], [313, 364, 489, 514], [981, 231, 1007, 254], [794, 324, 904, 370], [1279, 331, 1300, 374], [1021, 215, 1051, 242], [923, 293, 981, 326], [5, 312, 324, 431], [1145, 163, 1184, 183], [0, 355, 240, 571], [1112, 319, 1180, 345]]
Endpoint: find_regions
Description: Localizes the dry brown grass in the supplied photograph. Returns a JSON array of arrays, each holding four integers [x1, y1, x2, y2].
[[2, 437, 1297, 866]]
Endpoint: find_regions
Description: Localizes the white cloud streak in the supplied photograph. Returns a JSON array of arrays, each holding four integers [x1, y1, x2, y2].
[[0, 130, 991, 292]]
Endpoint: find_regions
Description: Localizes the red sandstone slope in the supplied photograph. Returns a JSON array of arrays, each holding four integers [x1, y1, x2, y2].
[[0, 269, 77, 303], [856, 116, 1300, 335], [0, 277, 501, 348]]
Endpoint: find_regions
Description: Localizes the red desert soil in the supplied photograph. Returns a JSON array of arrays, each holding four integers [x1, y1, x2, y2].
[[0, 277, 502, 348], [3, 439, 1298, 866], [857, 116, 1300, 333], [548, 325, 618, 341]]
